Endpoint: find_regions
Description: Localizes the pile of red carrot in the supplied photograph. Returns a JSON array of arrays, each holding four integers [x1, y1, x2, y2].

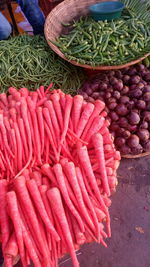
[[0, 85, 120, 267]]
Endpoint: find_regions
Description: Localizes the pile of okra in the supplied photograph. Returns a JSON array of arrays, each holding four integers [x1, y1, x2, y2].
[[54, 11, 150, 66]]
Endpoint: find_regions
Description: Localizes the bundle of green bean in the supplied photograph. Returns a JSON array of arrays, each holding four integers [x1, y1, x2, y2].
[[54, 11, 150, 66], [0, 35, 85, 94]]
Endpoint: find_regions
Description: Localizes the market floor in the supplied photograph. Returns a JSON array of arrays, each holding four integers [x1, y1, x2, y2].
[[16, 157, 150, 267]]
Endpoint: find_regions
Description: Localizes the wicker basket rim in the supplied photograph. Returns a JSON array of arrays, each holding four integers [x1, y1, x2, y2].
[[121, 151, 150, 159], [44, 0, 150, 70]]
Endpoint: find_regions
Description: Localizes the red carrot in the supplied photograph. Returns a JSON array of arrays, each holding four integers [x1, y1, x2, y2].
[[13, 122, 23, 171], [50, 93, 63, 130], [53, 163, 84, 232], [81, 99, 105, 140], [42, 176, 51, 187], [0, 114, 14, 158], [76, 103, 94, 138], [92, 133, 110, 196], [36, 107, 45, 154], [64, 162, 95, 232], [47, 187, 79, 267], [31, 171, 42, 186], [4, 232, 18, 258], [41, 164, 57, 185], [75, 167, 99, 237], [71, 95, 83, 132], [26, 179, 60, 242], [17, 118, 28, 161], [60, 94, 73, 146], [84, 116, 105, 143], [14, 176, 49, 260], [0, 180, 10, 250], [6, 191, 26, 267]]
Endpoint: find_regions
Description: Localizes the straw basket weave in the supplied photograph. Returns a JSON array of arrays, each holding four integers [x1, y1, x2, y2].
[[44, 0, 150, 70], [121, 151, 150, 159]]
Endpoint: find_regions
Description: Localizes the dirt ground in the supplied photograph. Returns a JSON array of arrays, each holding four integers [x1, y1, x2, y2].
[[16, 157, 150, 267]]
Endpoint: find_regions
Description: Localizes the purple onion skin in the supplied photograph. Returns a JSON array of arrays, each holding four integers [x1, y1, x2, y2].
[[130, 75, 141, 84], [140, 121, 148, 129], [92, 92, 100, 99], [127, 68, 137, 76], [120, 145, 131, 154], [123, 75, 130, 84], [144, 73, 150, 81], [90, 82, 100, 92], [115, 104, 128, 116], [110, 112, 119, 121], [143, 92, 150, 102], [129, 89, 142, 98], [127, 134, 140, 148], [86, 87, 93, 96], [131, 144, 143, 155], [137, 129, 149, 141], [81, 92, 89, 100], [88, 97, 95, 103], [136, 64, 145, 71], [128, 112, 140, 125], [120, 96, 130, 104], [110, 123, 120, 131], [122, 130, 131, 139], [136, 100, 146, 110], [99, 83, 108, 90], [122, 86, 129, 94], [110, 77, 118, 85], [143, 140, 150, 151], [142, 111, 150, 121], [108, 102, 117, 110], [113, 91, 120, 99], [118, 117, 128, 128], [115, 137, 125, 147], [143, 85, 150, 93], [115, 70, 123, 79], [127, 101, 135, 110], [113, 80, 124, 91], [105, 92, 112, 99]]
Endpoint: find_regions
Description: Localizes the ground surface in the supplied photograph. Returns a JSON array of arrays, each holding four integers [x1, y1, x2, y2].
[[16, 157, 150, 267]]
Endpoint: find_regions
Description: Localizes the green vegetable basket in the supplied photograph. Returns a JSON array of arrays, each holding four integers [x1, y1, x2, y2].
[[44, 0, 150, 70]]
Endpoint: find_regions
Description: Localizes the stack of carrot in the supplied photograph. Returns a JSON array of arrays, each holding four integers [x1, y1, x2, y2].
[[0, 85, 120, 267]]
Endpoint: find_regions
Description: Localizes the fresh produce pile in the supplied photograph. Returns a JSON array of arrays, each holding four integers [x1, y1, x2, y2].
[[52, 0, 150, 66], [0, 35, 85, 94], [79, 63, 150, 155], [55, 14, 150, 66], [0, 86, 120, 267]]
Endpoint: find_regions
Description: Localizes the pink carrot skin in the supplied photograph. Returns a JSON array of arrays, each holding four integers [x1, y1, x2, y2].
[[75, 167, 100, 236], [0, 114, 14, 158], [21, 170, 30, 181], [6, 192, 26, 267], [92, 133, 110, 197], [13, 122, 23, 171], [14, 176, 49, 259], [44, 121, 59, 162], [50, 93, 63, 130], [38, 185, 54, 223], [0, 180, 10, 251], [4, 232, 18, 258], [53, 163, 84, 232], [31, 171, 42, 186], [81, 99, 105, 140], [42, 177, 51, 187], [60, 94, 66, 111], [60, 94, 73, 146], [71, 215, 86, 245], [4, 256, 13, 267], [45, 83, 53, 95], [36, 107, 45, 154], [41, 164, 57, 185], [17, 118, 28, 161], [19, 88, 29, 98], [76, 103, 94, 138], [64, 162, 96, 232], [67, 128, 88, 145], [43, 107, 57, 146], [26, 179, 60, 242], [47, 188, 79, 267], [15, 98, 32, 178], [32, 92, 38, 106], [0, 93, 9, 106], [27, 97, 42, 164], [44, 100, 60, 146], [71, 95, 83, 132], [45, 136, 50, 163], [78, 146, 108, 212], [84, 116, 105, 143], [19, 213, 42, 267]]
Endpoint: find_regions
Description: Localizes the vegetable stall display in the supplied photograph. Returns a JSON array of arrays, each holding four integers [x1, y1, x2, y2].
[[79, 63, 150, 155], [0, 35, 85, 94], [0, 86, 120, 267], [50, 0, 150, 67]]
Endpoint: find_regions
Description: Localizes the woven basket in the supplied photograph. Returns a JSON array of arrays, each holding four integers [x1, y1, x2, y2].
[[44, 0, 150, 70], [121, 151, 150, 159]]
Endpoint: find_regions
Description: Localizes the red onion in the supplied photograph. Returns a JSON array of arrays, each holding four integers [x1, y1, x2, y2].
[[130, 75, 141, 84], [127, 134, 140, 148], [136, 100, 146, 110], [137, 129, 149, 141], [118, 117, 128, 128], [128, 112, 140, 125], [140, 121, 148, 129], [99, 83, 108, 90], [143, 140, 150, 151], [144, 73, 150, 81], [110, 111, 119, 121], [143, 92, 150, 101], [131, 144, 143, 154], [108, 102, 117, 110], [122, 86, 129, 94], [142, 111, 150, 121], [120, 96, 130, 104], [115, 104, 128, 116], [88, 97, 95, 103], [122, 130, 131, 139], [113, 91, 120, 99], [92, 92, 101, 99], [123, 75, 130, 84], [120, 145, 131, 154], [129, 89, 142, 98], [113, 80, 124, 91], [143, 85, 150, 93], [115, 137, 125, 147]]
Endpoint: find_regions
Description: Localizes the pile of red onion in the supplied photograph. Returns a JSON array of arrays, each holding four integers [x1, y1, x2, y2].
[[79, 64, 150, 155]]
